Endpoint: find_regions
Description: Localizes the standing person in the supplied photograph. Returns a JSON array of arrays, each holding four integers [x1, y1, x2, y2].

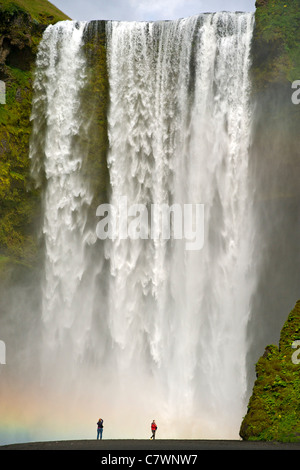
[[150, 420, 157, 440], [97, 418, 104, 440]]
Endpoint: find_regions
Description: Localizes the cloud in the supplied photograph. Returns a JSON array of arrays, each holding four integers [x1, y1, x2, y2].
[[129, 0, 204, 21], [51, 0, 255, 22]]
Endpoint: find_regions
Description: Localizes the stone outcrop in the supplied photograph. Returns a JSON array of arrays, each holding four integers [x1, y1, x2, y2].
[[240, 301, 300, 441]]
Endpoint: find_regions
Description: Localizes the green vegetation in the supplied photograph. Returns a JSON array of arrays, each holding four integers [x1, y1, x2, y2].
[[81, 22, 110, 217], [253, 0, 300, 87], [240, 301, 300, 442], [0, 0, 70, 24], [250, 0, 300, 202], [0, 1, 69, 270], [0, 64, 39, 263]]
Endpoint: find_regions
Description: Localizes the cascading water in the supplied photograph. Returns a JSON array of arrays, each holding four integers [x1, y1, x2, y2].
[[104, 13, 255, 438], [29, 21, 96, 378], [27, 12, 255, 440]]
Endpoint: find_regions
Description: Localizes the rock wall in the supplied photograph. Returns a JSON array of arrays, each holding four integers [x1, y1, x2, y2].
[[242, 0, 300, 441], [0, 2, 69, 269], [245, 0, 300, 376], [240, 301, 300, 441]]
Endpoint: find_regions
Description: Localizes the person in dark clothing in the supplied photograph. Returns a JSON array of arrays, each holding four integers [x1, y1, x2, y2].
[[150, 420, 157, 440], [97, 418, 104, 440]]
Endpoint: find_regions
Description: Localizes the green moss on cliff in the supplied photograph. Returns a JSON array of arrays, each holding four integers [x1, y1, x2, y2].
[[81, 21, 110, 215], [0, 1, 69, 269], [253, 0, 300, 87], [240, 301, 300, 442]]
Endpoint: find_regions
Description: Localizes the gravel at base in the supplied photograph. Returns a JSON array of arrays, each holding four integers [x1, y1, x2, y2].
[[1, 439, 300, 450]]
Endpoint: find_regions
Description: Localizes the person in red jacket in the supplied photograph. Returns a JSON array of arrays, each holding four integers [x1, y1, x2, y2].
[[150, 420, 157, 440]]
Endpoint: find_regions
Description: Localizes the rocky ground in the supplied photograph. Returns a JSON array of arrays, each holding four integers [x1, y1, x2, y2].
[[1, 439, 300, 450]]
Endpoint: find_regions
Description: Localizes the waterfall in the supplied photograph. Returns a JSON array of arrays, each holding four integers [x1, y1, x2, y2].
[[28, 12, 255, 440], [30, 21, 94, 376]]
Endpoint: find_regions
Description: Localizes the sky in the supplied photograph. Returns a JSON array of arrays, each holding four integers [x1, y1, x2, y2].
[[51, 0, 256, 22]]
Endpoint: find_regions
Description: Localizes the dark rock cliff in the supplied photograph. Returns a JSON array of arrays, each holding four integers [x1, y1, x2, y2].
[[242, 0, 300, 441]]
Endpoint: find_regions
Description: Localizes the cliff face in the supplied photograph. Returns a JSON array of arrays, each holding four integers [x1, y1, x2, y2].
[[252, 0, 300, 87], [240, 301, 300, 441], [0, 1, 69, 274], [245, 0, 300, 375], [241, 0, 300, 441]]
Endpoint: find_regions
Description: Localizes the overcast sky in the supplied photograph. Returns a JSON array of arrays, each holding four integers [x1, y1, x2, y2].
[[51, 0, 256, 22]]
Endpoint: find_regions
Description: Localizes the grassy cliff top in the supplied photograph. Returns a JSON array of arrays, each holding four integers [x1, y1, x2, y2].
[[0, 0, 71, 24], [254, 0, 300, 84]]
